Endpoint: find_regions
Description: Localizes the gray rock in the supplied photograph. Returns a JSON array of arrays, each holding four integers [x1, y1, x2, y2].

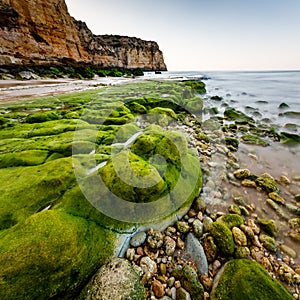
[[80, 258, 146, 300], [17, 71, 40, 80], [130, 231, 147, 247], [186, 233, 208, 274]]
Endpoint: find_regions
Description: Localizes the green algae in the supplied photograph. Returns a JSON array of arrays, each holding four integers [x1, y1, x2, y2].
[[241, 134, 269, 146], [0, 210, 116, 299], [0, 158, 75, 230], [211, 259, 293, 300]]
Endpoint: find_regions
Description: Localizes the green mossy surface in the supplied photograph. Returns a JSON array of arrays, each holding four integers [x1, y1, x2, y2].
[[0, 210, 116, 300], [255, 177, 279, 193], [0, 80, 205, 298], [217, 214, 244, 229], [224, 108, 254, 124], [182, 80, 206, 94], [209, 222, 235, 256], [211, 259, 293, 300], [241, 134, 269, 146]]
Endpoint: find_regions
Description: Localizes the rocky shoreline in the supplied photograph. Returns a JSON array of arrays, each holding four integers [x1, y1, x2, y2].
[[0, 77, 299, 299]]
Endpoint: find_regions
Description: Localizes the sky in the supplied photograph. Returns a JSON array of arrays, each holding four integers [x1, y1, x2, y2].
[[65, 0, 300, 71]]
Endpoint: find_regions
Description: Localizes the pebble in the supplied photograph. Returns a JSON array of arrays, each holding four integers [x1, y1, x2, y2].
[[140, 256, 157, 275], [232, 227, 248, 246], [130, 231, 147, 247], [280, 175, 291, 185], [164, 236, 176, 256], [241, 179, 257, 188], [176, 221, 190, 233], [147, 229, 164, 250], [233, 168, 251, 179], [152, 279, 165, 298], [176, 287, 191, 300], [203, 216, 213, 232], [192, 219, 204, 238]]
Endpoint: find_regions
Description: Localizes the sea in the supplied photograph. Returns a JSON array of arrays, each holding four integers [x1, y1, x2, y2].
[[145, 70, 300, 132]]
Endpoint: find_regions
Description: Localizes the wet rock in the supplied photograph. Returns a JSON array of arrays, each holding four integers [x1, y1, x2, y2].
[[225, 137, 239, 150], [147, 228, 164, 250], [247, 219, 260, 235], [164, 236, 176, 256], [173, 264, 204, 300], [186, 233, 208, 274], [286, 203, 300, 215], [17, 71, 40, 80], [209, 222, 235, 256], [202, 235, 218, 262], [241, 179, 257, 188], [261, 257, 273, 272], [241, 134, 269, 147], [130, 231, 147, 247], [266, 199, 289, 220], [256, 177, 279, 193], [288, 218, 300, 229], [278, 262, 300, 285], [268, 192, 285, 204], [210, 259, 294, 300], [232, 227, 247, 246], [140, 256, 157, 275], [279, 103, 290, 109], [280, 244, 297, 259], [233, 196, 248, 206], [257, 219, 278, 237], [81, 258, 146, 300], [192, 219, 204, 238], [289, 231, 300, 243], [280, 175, 291, 185], [228, 204, 241, 215], [295, 194, 300, 202], [233, 169, 251, 180], [234, 246, 250, 258], [176, 221, 190, 233], [203, 216, 213, 232], [259, 234, 277, 252], [152, 279, 165, 298], [217, 214, 244, 229]]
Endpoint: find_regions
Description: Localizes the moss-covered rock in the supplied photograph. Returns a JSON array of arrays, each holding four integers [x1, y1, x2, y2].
[[182, 80, 206, 94], [0, 150, 49, 168], [0, 210, 116, 299], [217, 214, 244, 229], [172, 265, 204, 300], [211, 259, 294, 300], [224, 108, 254, 124], [208, 222, 235, 256], [241, 134, 269, 146], [0, 158, 75, 229], [255, 177, 279, 193], [258, 219, 278, 237]]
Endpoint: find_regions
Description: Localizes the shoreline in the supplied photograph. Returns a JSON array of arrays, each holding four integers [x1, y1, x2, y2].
[[0, 76, 299, 299]]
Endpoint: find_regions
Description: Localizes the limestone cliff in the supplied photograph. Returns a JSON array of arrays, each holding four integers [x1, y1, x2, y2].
[[0, 0, 167, 71]]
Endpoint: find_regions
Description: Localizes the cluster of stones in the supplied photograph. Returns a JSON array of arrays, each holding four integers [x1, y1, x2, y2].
[[125, 196, 300, 299]]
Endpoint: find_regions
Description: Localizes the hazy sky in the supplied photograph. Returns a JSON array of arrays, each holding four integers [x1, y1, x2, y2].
[[65, 0, 300, 71]]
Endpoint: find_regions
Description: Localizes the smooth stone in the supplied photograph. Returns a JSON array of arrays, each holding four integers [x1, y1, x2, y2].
[[280, 244, 297, 259], [268, 192, 285, 205], [233, 169, 251, 179], [259, 234, 277, 252], [186, 233, 208, 275], [130, 231, 147, 247], [232, 227, 247, 246], [192, 219, 204, 238], [203, 217, 213, 232], [152, 279, 165, 298], [257, 219, 278, 237], [176, 287, 191, 300]]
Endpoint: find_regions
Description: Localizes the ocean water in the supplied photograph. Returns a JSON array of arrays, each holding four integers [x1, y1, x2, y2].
[[147, 70, 300, 132]]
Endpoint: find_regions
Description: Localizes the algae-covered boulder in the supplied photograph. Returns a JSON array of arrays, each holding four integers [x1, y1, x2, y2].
[[217, 214, 244, 229], [0, 157, 75, 230], [0, 210, 116, 299], [224, 108, 254, 124], [79, 258, 146, 300], [211, 259, 293, 300], [256, 177, 279, 193], [208, 222, 235, 256]]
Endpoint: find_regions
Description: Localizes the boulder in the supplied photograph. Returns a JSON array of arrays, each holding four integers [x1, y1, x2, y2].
[[211, 259, 293, 300]]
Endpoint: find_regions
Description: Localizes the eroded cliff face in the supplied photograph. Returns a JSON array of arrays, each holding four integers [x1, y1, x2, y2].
[[0, 0, 167, 70]]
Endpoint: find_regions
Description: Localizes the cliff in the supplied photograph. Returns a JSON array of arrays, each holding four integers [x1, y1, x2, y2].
[[0, 0, 167, 71]]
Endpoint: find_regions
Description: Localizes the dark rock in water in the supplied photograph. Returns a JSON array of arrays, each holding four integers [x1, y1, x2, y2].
[[80, 258, 146, 300], [255, 100, 269, 104], [255, 177, 279, 193], [224, 108, 254, 125], [186, 233, 208, 275], [211, 259, 294, 300], [241, 134, 269, 147], [279, 102, 290, 109], [284, 123, 298, 132], [210, 95, 223, 101], [280, 111, 300, 118], [280, 132, 300, 144]]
